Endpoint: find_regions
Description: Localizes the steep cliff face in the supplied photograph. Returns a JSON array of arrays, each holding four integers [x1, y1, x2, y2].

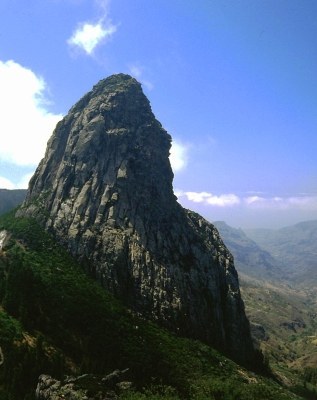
[[18, 74, 254, 364]]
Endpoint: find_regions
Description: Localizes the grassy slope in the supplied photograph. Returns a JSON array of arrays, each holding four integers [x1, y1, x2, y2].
[[240, 275, 317, 398], [214, 220, 317, 397], [0, 211, 303, 399]]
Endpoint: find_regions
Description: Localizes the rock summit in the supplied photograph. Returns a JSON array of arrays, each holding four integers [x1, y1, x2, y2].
[[18, 74, 255, 364]]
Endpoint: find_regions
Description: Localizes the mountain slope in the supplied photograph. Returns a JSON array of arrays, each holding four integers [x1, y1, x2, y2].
[[0, 211, 299, 400], [213, 221, 284, 282], [214, 220, 317, 396], [17, 74, 254, 365], [246, 221, 317, 287]]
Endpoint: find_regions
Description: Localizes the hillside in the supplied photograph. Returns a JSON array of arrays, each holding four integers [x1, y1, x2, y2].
[[241, 278, 317, 380], [213, 221, 285, 282], [0, 211, 301, 399], [246, 221, 317, 287], [214, 220, 317, 398]]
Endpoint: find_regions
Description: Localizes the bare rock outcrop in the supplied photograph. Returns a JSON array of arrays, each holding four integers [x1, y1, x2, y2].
[[36, 370, 131, 400], [18, 74, 255, 364]]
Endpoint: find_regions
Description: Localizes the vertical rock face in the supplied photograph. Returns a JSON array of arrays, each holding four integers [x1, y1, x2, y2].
[[18, 74, 255, 364]]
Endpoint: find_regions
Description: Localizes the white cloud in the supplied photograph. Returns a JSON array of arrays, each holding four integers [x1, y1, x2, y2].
[[176, 190, 317, 210], [68, 21, 116, 55], [0, 177, 15, 190], [170, 140, 189, 172], [206, 193, 240, 207], [68, 0, 117, 55], [185, 191, 213, 203], [244, 195, 265, 205], [244, 195, 317, 209], [0, 60, 62, 167], [177, 191, 241, 207], [0, 172, 32, 190]]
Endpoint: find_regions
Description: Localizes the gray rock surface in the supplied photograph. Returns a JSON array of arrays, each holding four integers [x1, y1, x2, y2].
[[35, 371, 131, 399], [18, 74, 255, 364], [0, 230, 9, 251]]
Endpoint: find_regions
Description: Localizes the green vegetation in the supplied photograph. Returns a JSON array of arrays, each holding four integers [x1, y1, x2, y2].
[[0, 211, 303, 399], [214, 220, 317, 398], [240, 277, 317, 399]]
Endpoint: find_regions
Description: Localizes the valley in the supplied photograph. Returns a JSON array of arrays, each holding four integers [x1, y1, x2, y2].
[[215, 220, 317, 398]]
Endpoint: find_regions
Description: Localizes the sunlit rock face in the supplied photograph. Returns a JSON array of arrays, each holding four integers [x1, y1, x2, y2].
[[0, 230, 8, 251], [18, 74, 255, 364]]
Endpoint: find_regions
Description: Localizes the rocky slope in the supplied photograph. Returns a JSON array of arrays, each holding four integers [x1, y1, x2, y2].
[[35, 371, 132, 400], [0, 213, 304, 399], [215, 220, 317, 390], [17, 74, 255, 364]]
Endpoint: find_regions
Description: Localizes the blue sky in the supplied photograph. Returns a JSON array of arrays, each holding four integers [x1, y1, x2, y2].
[[0, 0, 316, 228]]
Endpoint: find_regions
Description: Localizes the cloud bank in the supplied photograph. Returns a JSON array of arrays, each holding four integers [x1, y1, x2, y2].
[[244, 195, 317, 209], [0, 173, 33, 190], [176, 191, 240, 207], [176, 190, 317, 210], [0, 60, 62, 167], [0, 176, 15, 190]]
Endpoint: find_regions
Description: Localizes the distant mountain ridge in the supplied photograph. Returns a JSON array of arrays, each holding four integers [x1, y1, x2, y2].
[[214, 219, 317, 381], [214, 220, 317, 288], [0, 189, 27, 216], [213, 221, 285, 282], [246, 220, 317, 287]]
